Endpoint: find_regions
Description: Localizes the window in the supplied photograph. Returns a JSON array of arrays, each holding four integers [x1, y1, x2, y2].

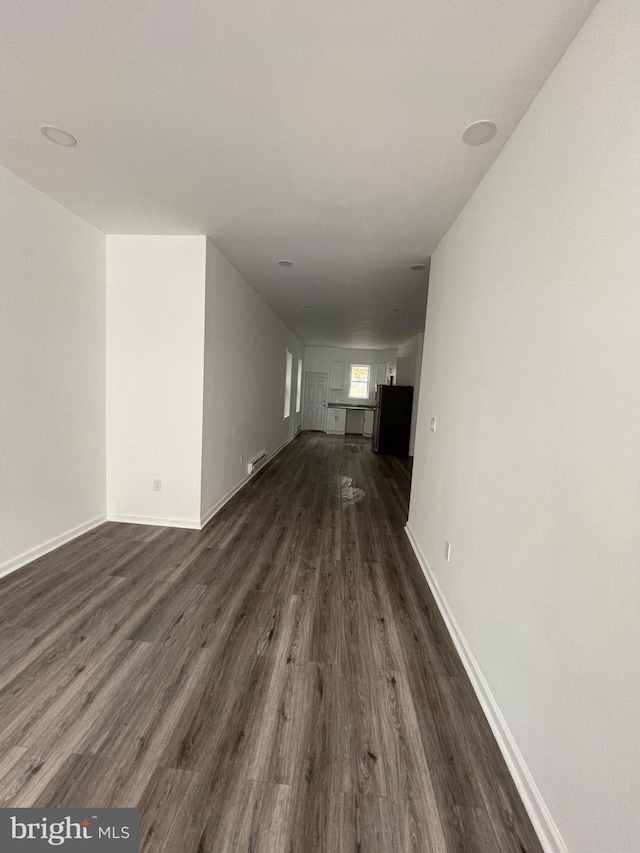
[[349, 364, 370, 399], [284, 349, 292, 418], [296, 358, 303, 413]]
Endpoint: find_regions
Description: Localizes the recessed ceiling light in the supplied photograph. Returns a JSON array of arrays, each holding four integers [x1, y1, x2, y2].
[[462, 120, 497, 146], [410, 264, 427, 271], [278, 260, 293, 267], [40, 125, 78, 147], [300, 304, 310, 309]]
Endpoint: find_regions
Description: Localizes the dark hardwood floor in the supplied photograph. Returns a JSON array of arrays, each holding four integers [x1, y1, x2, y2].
[[0, 433, 542, 852]]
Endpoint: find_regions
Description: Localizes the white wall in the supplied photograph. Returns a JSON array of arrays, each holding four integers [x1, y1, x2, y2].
[[201, 239, 303, 522], [0, 165, 106, 573], [408, 1, 640, 850], [303, 346, 398, 405], [106, 236, 207, 527], [397, 332, 425, 455]]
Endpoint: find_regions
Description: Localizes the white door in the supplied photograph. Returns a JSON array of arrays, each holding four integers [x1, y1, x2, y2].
[[304, 372, 328, 431]]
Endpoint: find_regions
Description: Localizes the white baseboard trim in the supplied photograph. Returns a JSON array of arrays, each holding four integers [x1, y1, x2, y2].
[[106, 513, 202, 530], [200, 474, 252, 530], [404, 523, 568, 853], [0, 514, 107, 581], [200, 430, 300, 529]]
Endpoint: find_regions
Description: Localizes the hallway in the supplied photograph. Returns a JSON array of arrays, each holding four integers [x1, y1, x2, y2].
[[0, 433, 541, 852]]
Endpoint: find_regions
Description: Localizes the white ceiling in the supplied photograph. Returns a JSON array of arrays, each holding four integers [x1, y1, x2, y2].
[[0, 0, 597, 347]]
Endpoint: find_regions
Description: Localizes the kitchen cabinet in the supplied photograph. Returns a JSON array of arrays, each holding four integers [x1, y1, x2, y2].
[[326, 407, 346, 435], [363, 409, 374, 437], [374, 363, 387, 388], [329, 361, 345, 390]]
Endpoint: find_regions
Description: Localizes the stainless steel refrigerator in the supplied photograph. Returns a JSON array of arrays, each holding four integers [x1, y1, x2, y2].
[[372, 385, 414, 455]]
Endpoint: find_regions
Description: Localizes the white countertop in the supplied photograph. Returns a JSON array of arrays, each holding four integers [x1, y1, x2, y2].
[[327, 403, 375, 410]]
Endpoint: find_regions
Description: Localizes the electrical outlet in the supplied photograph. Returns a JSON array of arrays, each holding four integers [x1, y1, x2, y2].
[[430, 416, 437, 433], [444, 540, 451, 562], [152, 479, 162, 492]]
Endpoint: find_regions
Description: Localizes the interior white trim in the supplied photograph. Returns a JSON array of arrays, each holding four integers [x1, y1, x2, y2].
[[200, 478, 250, 530], [404, 523, 568, 853], [0, 514, 107, 581], [200, 431, 300, 529], [106, 514, 202, 530]]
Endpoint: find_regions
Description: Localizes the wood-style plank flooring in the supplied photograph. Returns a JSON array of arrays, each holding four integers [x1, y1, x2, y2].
[[0, 433, 542, 852]]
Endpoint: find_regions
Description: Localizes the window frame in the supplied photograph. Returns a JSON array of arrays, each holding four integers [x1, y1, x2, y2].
[[348, 363, 371, 400], [296, 358, 303, 413], [284, 349, 293, 418]]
